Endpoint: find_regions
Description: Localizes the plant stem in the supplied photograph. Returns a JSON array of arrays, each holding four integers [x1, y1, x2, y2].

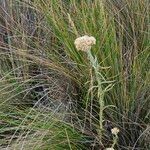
[[87, 50, 104, 140], [112, 135, 118, 148]]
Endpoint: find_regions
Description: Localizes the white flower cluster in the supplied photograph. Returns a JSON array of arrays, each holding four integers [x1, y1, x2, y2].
[[105, 148, 114, 150], [74, 35, 96, 51], [111, 127, 120, 135]]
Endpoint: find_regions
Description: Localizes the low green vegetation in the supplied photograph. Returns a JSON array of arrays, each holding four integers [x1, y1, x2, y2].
[[0, 0, 149, 149]]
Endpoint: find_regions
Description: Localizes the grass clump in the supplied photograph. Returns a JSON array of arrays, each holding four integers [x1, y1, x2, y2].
[[0, 0, 149, 149]]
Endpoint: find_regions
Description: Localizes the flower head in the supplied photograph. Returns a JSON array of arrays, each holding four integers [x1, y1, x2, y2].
[[111, 127, 120, 135], [105, 148, 114, 150], [74, 35, 96, 51]]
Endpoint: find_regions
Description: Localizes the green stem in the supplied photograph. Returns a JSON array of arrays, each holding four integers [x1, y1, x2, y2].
[[111, 135, 118, 148], [87, 50, 104, 140]]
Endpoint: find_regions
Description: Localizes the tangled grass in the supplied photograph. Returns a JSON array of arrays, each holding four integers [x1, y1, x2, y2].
[[0, 0, 149, 149]]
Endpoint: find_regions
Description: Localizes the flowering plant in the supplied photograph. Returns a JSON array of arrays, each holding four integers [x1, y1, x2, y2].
[[74, 35, 115, 146]]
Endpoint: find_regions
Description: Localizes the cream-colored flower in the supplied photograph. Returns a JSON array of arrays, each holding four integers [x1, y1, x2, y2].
[[111, 127, 120, 135], [74, 35, 96, 51], [105, 148, 114, 150]]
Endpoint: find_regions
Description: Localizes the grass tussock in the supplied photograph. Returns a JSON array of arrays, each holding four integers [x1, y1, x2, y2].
[[0, 0, 149, 149]]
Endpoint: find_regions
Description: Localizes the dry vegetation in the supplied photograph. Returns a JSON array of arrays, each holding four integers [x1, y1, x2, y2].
[[0, 0, 149, 149]]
